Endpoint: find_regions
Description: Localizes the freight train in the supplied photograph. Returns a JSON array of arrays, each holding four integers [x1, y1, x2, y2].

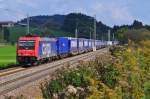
[[16, 35, 115, 65]]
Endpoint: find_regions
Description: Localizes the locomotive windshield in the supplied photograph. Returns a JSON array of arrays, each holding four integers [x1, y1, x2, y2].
[[18, 40, 35, 50]]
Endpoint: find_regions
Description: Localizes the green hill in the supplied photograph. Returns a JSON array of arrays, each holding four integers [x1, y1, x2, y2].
[[8, 26, 74, 43], [1, 13, 113, 43], [18, 13, 111, 39]]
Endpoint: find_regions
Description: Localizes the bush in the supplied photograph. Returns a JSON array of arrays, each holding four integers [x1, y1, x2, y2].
[[41, 79, 63, 99], [144, 81, 150, 99], [63, 70, 90, 87], [94, 59, 120, 88], [41, 65, 93, 99]]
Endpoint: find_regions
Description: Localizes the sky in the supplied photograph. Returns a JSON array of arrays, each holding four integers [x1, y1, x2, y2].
[[0, 0, 150, 27]]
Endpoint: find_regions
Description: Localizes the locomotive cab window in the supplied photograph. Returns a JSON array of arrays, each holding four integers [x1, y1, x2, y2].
[[18, 40, 35, 50]]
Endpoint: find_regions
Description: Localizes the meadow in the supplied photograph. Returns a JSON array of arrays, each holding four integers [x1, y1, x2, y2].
[[0, 45, 16, 68]]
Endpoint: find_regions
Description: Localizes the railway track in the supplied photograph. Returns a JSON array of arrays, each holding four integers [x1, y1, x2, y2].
[[0, 48, 108, 96], [0, 67, 26, 77]]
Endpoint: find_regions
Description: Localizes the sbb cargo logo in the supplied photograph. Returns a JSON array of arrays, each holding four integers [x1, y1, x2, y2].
[[42, 44, 51, 57], [62, 43, 65, 47]]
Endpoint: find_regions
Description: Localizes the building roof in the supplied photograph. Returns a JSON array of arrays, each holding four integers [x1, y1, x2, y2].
[[0, 21, 15, 24]]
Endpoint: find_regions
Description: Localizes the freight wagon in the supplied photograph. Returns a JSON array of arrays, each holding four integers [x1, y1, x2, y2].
[[57, 37, 69, 58], [57, 37, 79, 55], [68, 37, 78, 55], [38, 38, 57, 62]]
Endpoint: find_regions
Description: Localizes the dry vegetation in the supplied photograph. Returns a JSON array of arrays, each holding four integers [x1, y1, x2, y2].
[[40, 40, 150, 99]]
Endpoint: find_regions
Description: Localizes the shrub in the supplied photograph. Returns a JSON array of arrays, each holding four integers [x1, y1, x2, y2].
[[63, 70, 90, 87], [41, 65, 93, 99], [144, 81, 150, 99], [95, 63, 119, 88]]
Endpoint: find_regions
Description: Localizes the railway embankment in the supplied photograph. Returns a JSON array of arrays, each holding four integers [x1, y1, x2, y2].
[[39, 41, 150, 99], [39, 42, 150, 99]]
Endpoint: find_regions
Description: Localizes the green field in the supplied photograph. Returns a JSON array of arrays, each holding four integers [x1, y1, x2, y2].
[[0, 46, 16, 68]]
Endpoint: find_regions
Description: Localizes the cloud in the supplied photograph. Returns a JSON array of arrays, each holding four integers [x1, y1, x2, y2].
[[15, 0, 39, 9], [0, 0, 149, 26], [110, 6, 134, 24], [90, 2, 134, 26]]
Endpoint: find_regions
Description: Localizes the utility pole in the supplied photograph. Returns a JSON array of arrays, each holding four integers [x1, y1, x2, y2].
[[94, 15, 96, 46], [75, 28, 78, 38], [4, 9, 30, 35], [90, 31, 91, 40], [113, 33, 115, 41], [75, 18, 78, 38], [92, 14, 97, 51], [101, 32, 103, 41], [1, 26, 4, 42], [27, 13, 30, 35], [108, 30, 111, 41], [89, 27, 92, 39]]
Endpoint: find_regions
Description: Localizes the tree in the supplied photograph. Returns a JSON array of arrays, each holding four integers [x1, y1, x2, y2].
[[124, 28, 150, 42], [3, 27, 10, 42], [116, 28, 150, 44], [62, 13, 110, 39], [132, 20, 143, 29], [116, 27, 129, 44]]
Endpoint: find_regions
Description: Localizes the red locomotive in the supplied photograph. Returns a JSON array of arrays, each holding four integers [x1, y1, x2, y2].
[[17, 35, 57, 65], [17, 36, 40, 65]]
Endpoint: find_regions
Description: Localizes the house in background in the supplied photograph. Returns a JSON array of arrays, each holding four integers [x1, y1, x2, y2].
[[0, 21, 15, 43], [0, 21, 15, 27]]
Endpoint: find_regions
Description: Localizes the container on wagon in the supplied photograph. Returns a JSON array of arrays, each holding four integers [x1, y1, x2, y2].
[[78, 38, 84, 53], [68, 37, 78, 55], [38, 37, 57, 59], [57, 37, 69, 56], [83, 39, 89, 52]]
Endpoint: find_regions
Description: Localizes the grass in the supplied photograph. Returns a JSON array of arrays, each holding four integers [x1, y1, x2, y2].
[[0, 45, 16, 68]]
